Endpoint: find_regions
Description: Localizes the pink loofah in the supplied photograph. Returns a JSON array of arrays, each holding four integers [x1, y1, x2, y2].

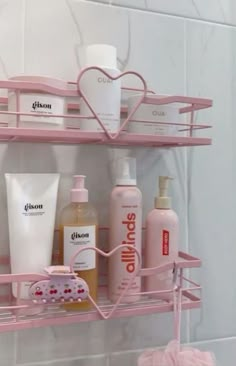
[[138, 340, 216, 366], [138, 270, 216, 366]]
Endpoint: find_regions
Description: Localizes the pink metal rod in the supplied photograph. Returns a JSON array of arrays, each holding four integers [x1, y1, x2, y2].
[[0, 109, 94, 120], [143, 95, 212, 112], [0, 255, 10, 265], [121, 86, 155, 94], [0, 132, 211, 147], [16, 91, 20, 128], [0, 273, 49, 284], [0, 250, 201, 269], [0, 96, 211, 122], [77, 66, 148, 140], [0, 96, 7, 104], [67, 80, 156, 97], [0, 304, 29, 311], [0, 291, 201, 333], [178, 125, 211, 132], [0, 109, 211, 134], [181, 276, 202, 287], [66, 102, 131, 114], [182, 290, 201, 302], [0, 80, 79, 97], [140, 262, 175, 277], [127, 118, 211, 130], [0, 282, 201, 307]]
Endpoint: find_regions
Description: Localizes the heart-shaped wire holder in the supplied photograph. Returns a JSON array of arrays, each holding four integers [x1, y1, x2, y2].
[[69, 245, 142, 320], [77, 66, 148, 140]]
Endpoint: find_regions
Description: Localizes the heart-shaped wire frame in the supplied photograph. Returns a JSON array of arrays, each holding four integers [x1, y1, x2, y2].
[[77, 66, 148, 140], [70, 245, 142, 320]]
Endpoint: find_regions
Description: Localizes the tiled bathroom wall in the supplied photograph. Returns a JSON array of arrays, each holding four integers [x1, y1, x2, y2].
[[0, 0, 234, 365]]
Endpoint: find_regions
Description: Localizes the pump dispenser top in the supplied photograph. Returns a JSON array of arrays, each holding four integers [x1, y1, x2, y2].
[[71, 175, 88, 203], [155, 176, 173, 209], [116, 157, 137, 186], [85, 44, 117, 69]]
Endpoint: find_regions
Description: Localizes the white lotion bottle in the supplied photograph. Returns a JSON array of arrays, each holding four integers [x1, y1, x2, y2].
[[145, 176, 179, 299], [108, 157, 142, 303], [5, 174, 60, 300], [79, 44, 121, 133]]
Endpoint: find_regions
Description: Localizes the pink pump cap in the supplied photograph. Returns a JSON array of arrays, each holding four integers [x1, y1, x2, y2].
[[70, 175, 88, 203]]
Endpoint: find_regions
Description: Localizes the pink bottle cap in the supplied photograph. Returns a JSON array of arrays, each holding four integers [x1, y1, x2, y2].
[[71, 175, 88, 203]]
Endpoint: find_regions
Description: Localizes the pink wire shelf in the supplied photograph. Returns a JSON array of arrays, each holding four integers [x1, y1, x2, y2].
[[0, 67, 213, 147], [0, 251, 201, 332]]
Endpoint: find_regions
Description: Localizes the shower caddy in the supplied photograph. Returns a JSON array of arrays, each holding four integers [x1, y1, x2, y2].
[[0, 66, 212, 332]]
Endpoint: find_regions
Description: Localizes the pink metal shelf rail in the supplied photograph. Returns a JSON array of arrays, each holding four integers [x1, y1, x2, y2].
[[0, 246, 201, 332], [0, 67, 213, 147]]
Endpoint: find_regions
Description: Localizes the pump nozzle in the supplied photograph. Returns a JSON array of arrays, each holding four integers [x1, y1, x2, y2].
[[116, 157, 136, 186], [73, 175, 85, 189], [71, 175, 88, 203], [155, 176, 173, 209]]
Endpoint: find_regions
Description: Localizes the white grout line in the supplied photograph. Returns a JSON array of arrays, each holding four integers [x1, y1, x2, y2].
[[84, 0, 236, 28], [21, 0, 26, 74], [17, 353, 107, 366], [183, 18, 191, 345], [108, 335, 236, 356], [13, 331, 18, 366], [15, 336, 236, 365]]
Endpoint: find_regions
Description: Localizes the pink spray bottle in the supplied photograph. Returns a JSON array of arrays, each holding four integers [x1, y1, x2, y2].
[[108, 157, 142, 303]]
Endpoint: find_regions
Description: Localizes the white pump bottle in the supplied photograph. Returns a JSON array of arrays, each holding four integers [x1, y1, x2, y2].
[[145, 176, 179, 299], [79, 44, 121, 133]]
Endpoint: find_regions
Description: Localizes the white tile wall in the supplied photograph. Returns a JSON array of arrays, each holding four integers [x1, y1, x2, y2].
[[0, 332, 16, 366], [0, 0, 232, 365], [186, 21, 235, 341], [24, 355, 108, 366], [88, 0, 235, 25], [16, 322, 106, 364]]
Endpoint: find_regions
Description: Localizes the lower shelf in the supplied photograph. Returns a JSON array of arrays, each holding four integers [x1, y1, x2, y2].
[[0, 289, 200, 332], [0, 251, 201, 332]]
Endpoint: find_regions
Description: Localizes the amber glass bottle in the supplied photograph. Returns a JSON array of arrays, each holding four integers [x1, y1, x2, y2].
[[59, 175, 98, 311]]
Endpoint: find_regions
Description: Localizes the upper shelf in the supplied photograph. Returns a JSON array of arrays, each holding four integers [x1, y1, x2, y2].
[[0, 69, 213, 147], [0, 127, 211, 147]]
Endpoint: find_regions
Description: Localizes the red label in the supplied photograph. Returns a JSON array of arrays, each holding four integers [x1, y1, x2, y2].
[[162, 230, 169, 256]]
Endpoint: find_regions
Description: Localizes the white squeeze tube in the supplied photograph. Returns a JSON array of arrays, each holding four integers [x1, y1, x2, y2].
[[5, 174, 60, 300]]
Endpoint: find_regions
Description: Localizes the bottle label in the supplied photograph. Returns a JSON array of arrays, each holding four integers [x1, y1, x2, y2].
[[63, 225, 96, 271], [121, 212, 137, 274], [109, 202, 142, 301], [162, 230, 169, 256], [8, 93, 65, 125]]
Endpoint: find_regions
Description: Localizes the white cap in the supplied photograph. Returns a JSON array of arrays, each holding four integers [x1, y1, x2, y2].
[[85, 44, 117, 69], [155, 176, 173, 209], [116, 157, 136, 186]]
